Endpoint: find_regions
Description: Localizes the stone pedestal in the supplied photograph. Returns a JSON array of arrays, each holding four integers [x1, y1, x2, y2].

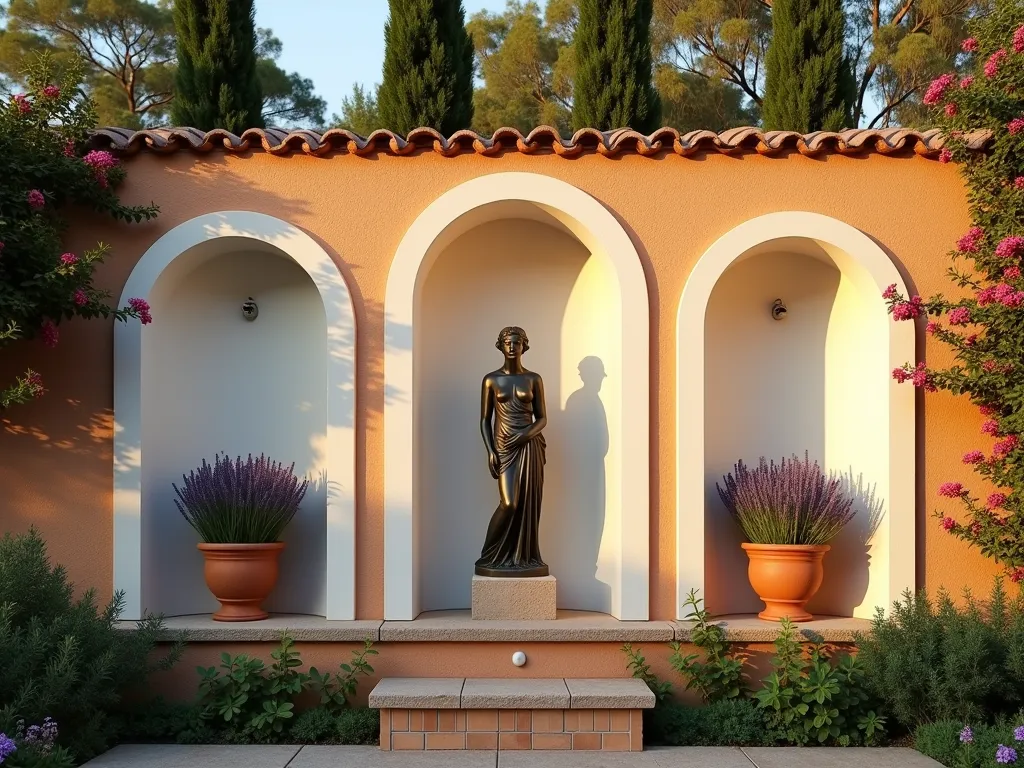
[[471, 575, 557, 620]]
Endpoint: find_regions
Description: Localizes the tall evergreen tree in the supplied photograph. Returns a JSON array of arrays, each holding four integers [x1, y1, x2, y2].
[[377, 0, 474, 135], [172, 0, 265, 132], [571, 0, 661, 134], [761, 0, 855, 132]]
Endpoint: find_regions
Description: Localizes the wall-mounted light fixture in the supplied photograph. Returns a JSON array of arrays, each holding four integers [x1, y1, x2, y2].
[[771, 298, 787, 321], [242, 297, 258, 321]]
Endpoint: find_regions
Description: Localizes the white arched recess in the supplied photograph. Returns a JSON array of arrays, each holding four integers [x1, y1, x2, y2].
[[384, 172, 650, 621], [676, 211, 916, 620], [114, 211, 356, 620]]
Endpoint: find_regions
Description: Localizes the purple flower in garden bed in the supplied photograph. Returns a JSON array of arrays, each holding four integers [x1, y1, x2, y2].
[[997, 744, 1018, 764], [0, 733, 16, 763], [962, 725, 974, 743], [1016, 725, 1024, 742]]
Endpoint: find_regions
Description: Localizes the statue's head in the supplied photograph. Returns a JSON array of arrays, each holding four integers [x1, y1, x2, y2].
[[496, 326, 529, 357]]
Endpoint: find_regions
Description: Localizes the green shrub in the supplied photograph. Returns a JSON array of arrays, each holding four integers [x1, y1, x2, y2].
[[916, 717, 1024, 767], [335, 708, 379, 745], [0, 528, 184, 762], [115, 697, 214, 745], [648, 699, 768, 747], [914, 721, 963, 766], [669, 589, 747, 703], [856, 580, 1024, 731], [290, 708, 336, 743]]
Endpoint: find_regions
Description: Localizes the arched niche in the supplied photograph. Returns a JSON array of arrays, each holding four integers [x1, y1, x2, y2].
[[113, 212, 356, 620], [384, 173, 650, 621], [676, 211, 916, 620]]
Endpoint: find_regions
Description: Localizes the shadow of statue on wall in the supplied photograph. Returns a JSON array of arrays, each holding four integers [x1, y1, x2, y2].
[[559, 356, 612, 611], [808, 469, 886, 617]]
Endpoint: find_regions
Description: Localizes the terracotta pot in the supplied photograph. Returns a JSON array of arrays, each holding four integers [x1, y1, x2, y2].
[[741, 543, 830, 622], [197, 542, 285, 622]]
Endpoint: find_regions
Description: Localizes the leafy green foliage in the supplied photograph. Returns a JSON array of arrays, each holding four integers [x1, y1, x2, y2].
[[754, 618, 884, 745], [0, 54, 158, 410], [329, 84, 381, 135], [571, 0, 661, 132], [669, 589, 747, 703], [623, 641, 672, 702], [171, 0, 264, 132], [0, 528, 184, 763], [334, 708, 380, 746], [647, 699, 769, 747], [378, 0, 475, 135], [856, 580, 1024, 730], [886, 0, 1024, 579], [195, 633, 376, 743], [916, 716, 1024, 767], [761, 0, 855, 131]]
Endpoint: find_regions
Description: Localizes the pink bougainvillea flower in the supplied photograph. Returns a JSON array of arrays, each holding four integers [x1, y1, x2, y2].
[[1016, 177, 1024, 190], [1009, 118, 1024, 136], [27, 189, 44, 210], [924, 73, 957, 105], [1005, 266, 1022, 279], [927, 321, 941, 334], [988, 492, 1008, 509], [14, 94, 30, 114], [945, 103, 958, 117], [940, 482, 964, 498], [63, 140, 76, 158], [994, 435, 1020, 457], [941, 516, 958, 531], [985, 49, 1008, 78], [911, 361, 935, 390], [965, 334, 979, 346], [60, 252, 77, 266], [1001, 291, 1024, 307], [892, 367, 909, 383], [961, 75, 975, 88], [996, 236, 1024, 259], [42, 84, 59, 98], [962, 37, 979, 53], [982, 419, 1001, 436], [128, 296, 153, 325], [939, 148, 953, 163], [73, 288, 87, 307], [963, 450, 985, 464], [980, 404, 996, 416], [1012, 567, 1024, 584], [24, 370, 43, 398], [882, 283, 898, 299], [82, 150, 118, 170], [949, 307, 972, 325], [40, 319, 58, 348], [1015, 25, 1024, 53], [892, 295, 923, 320], [984, 359, 999, 372], [958, 226, 985, 252], [969, 521, 982, 536]]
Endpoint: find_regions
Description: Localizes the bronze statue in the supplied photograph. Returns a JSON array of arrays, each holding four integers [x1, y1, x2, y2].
[[475, 326, 549, 578]]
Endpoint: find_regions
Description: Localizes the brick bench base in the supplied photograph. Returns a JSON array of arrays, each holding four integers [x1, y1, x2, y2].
[[380, 707, 643, 751]]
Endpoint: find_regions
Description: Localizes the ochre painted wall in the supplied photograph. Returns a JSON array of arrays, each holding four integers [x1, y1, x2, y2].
[[0, 148, 1001, 623]]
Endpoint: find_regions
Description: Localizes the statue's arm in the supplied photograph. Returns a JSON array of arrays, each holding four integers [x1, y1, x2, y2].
[[480, 375, 497, 456]]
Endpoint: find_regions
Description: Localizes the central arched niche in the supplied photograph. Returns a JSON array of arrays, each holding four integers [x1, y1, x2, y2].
[[417, 215, 621, 612], [383, 173, 650, 621], [142, 238, 327, 618]]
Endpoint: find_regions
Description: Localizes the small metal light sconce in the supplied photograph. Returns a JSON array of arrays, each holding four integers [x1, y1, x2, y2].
[[772, 299, 787, 321], [242, 297, 258, 322]]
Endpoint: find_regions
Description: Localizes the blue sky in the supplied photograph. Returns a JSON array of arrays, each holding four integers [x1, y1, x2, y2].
[[254, 1, 515, 119]]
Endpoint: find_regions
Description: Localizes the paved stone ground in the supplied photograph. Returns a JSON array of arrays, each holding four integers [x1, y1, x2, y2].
[[82, 744, 943, 767]]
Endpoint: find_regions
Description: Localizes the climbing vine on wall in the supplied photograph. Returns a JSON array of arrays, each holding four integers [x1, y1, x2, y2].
[[0, 55, 157, 409], [885, 0, 1024, 579]]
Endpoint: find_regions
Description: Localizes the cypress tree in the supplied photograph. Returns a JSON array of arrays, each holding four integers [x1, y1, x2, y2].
[[172, 0, 265, 132], [762, 0, 855, 133], [377, 0, 475, 136], [571, 0, 662, 134]]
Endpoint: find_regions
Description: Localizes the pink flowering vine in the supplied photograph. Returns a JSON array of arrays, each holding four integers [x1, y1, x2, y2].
[[958, 226, 985, 253], [891, 295, 923, 320], [73, 288, 87, 307], [988, 492, 1008, 509], [1010, 118, 1024, 136], [1016, 177, 1024, 190], [961, 75, 975, 89], [964, 450, 985, 464], [924, 73, 957, 105], [27, 190, 44, 210], [985, 49, 1008, 78], [996, 236, 1024, 259], [949, 307, 972, 325], [1015, 25, 1024, 53], [13, 94, 30, 114], [42, 85, 59, 99], [945, 103, 958, 117], [940, 148, 953, 163], [1005, 266, 1021, 279], [962, 37, 979, 52], [942, 516, 958, 531], [60, 253, 77, 266], [128, 297, 153, 325], [940, 482, 965, 498]]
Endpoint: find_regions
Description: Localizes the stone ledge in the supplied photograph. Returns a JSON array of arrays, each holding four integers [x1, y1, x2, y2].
[[115, 614, 383, 642], [674, 615, 870, 643], [565, 678, 656, 709], [368, 678, 464, 709], [380, 610, 675, 642], [460, 679, 571, 709]]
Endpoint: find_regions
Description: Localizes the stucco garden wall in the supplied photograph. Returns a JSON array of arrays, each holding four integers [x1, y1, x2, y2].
[[0, 146, 997, 624]]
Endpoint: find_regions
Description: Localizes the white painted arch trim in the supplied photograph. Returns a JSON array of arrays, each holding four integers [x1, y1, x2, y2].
[[676, 210, 916, 620], [384, 172, 650, 620], [114, 211, 357, 620]]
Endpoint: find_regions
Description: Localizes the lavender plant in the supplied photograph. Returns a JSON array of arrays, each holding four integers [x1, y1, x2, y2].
[[173, 454, 309, 544], [717, 453, 856, 546]]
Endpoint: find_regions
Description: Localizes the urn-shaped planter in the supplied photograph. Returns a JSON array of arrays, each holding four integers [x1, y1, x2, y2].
[[198, 542, 286, 622], [741, 543, 830, 622]]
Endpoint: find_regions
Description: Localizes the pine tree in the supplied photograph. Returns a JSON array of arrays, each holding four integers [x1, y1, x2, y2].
[[377, 0, 474, 136], [571, 0, 662, 134], [761, 0, 855, 132], [172, 0, 265, 132]]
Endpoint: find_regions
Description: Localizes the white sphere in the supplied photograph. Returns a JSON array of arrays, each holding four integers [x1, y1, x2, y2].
[[511, 651, 527, 667]]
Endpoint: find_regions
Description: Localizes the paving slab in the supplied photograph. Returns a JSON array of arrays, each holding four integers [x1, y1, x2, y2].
[[498, 750, 660, 767], [292, 746, 496, 767], [565, 678, 656, 709], [461, 678, 570, 708], [740, 747, 943, 767], [649, 747, 759, 767], [81, 744, 301, 768], [369, 677, 465, 708]]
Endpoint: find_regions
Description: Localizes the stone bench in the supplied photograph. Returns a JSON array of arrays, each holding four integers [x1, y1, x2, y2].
[[368, 677, 655, 752]]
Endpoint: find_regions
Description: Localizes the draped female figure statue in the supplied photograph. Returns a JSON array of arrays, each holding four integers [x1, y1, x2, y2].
[[475, 326, 549, 577]]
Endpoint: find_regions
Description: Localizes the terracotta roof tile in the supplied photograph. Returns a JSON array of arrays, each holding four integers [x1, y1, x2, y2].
[[90, 125, 994, 160]]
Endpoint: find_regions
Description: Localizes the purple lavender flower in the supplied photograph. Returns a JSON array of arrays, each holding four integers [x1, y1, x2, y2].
[[997, 744, 1018, 764], [961, 725, 974, 743], [0, 733, 17, 763], [1016, 726, 1024, 742]]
